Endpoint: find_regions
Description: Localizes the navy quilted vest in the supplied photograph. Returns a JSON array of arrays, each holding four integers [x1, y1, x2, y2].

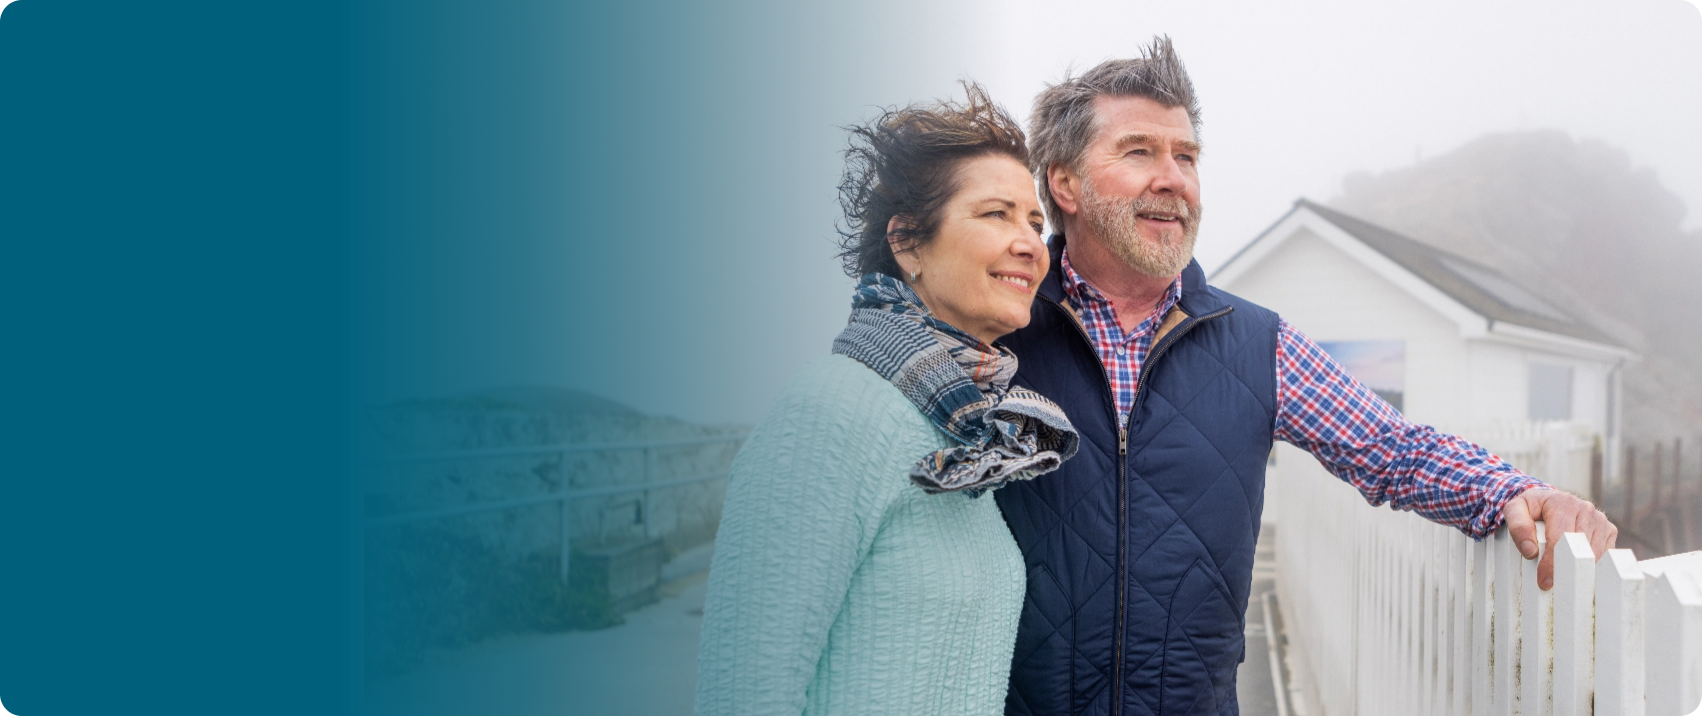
[[996, 238, 1279, 716]]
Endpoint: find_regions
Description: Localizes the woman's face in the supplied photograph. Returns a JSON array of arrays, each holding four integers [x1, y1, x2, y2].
[[893, 154, 1049, 346]]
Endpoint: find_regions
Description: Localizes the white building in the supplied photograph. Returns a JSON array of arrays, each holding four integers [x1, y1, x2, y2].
[[1214, 199, 1635, 495]]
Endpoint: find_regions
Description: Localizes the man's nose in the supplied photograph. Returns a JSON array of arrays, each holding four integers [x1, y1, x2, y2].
[[1149, 154, 1188, 194]]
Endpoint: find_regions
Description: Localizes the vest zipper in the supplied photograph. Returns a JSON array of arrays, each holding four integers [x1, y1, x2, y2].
[[1120, 304, 1231, 714], [1047, 296, 1233, 715], [1041, 296, 1129, 716]]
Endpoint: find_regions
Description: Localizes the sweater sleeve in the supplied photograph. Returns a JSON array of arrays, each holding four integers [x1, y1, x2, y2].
[[693, 358, 909, 716]]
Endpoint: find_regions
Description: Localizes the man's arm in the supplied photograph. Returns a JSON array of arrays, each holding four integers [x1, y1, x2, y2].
[[1272, 321, 1615, 589]]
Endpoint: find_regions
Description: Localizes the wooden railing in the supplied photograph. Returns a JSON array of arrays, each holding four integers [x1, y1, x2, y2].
[[1616, 437, 1702, 557], [1272, 453, 1702, 716]]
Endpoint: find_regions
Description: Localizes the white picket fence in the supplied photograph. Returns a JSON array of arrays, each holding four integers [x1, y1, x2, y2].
[[1466, 421, 1600, 497], [1274, 456, 1702, 716]]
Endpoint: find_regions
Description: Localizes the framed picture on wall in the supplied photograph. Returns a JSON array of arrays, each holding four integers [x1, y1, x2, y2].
[[1317, 340, 1406, 413]]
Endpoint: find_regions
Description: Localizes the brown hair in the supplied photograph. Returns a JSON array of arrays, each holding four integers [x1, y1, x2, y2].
[[835, 81, 1029, 279]]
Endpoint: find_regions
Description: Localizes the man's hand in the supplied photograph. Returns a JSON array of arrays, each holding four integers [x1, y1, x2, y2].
[[1503, 488, 1619, 590]]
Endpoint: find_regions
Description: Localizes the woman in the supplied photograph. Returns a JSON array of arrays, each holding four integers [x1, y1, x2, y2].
[[694, 83, 1078, 716]]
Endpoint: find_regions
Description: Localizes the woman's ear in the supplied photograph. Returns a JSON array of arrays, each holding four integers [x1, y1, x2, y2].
[[887, 216, 921, 280]]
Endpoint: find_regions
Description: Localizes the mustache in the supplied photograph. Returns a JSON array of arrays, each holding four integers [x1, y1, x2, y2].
[[1127, 196, 1195, 221]]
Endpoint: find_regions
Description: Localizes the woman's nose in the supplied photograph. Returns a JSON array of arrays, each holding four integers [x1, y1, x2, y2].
[[1011, 230, 1043, 260]]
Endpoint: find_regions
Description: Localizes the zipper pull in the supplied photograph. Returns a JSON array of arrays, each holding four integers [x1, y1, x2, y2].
[[1118, 427, 1127, 455]]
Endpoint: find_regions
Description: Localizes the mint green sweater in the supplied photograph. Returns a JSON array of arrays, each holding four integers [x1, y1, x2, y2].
[[694, 355, 1026, 716]]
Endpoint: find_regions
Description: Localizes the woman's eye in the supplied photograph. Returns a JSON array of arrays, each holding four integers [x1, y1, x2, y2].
[[1030, 223, 1044, 235], [984, 210, 1006, 219]]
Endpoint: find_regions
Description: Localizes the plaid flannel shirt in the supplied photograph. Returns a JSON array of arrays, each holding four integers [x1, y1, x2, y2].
[[1058, 249, 1545, 539]]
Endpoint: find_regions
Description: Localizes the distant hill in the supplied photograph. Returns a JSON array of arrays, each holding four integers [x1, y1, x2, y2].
[[1329, 130, 1702, 442]]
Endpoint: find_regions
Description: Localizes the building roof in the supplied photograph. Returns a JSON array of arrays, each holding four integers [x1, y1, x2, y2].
[[1286, 199, 1619, 346]]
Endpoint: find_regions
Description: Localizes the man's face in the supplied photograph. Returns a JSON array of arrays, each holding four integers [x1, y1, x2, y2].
[[1070, 95, 1203, 278]]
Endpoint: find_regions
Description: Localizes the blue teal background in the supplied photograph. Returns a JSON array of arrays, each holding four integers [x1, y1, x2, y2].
[[5, 0, 1698, 713], [351, 0, 1002, 426], [0, 0, 953, 712], [1, 0, 358, 714]]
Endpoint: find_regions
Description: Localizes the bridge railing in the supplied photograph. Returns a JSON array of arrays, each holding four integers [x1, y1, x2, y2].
[[1273, 451, 1702, 716]]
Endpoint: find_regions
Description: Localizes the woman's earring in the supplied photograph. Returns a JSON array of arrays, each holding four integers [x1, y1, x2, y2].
[[909, 269, 920, 282]]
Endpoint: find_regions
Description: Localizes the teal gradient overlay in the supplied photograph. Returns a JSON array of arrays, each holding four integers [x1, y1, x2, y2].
[[353, 0, 1016, 424], [352, 1, 1033, 712], [354, 3, 864, 712], [0, 1, 358, 714]]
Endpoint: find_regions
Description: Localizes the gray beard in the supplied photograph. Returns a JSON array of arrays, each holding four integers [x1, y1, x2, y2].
[[1078, 178, 1201, 278]]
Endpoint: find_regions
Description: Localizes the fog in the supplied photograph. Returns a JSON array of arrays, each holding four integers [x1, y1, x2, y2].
[[361, 0, 1702, 427]]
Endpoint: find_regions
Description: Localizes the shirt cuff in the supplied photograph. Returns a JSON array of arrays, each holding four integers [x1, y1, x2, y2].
[[1474, 477, 1551, 540]]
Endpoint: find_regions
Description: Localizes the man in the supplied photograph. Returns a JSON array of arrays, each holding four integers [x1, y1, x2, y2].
[[994, 37, 1618, 716]]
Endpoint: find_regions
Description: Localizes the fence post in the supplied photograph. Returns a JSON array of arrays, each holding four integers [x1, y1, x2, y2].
[[560, 448, 573, 582], [1554, 532, 1595, 716], [1675, 437, 1684, 506], [641, 446, 654, 540], [1595, 549, 1646, 716], [1690, 437, 1700, 553], [1626, 446, 1638, 540], [1656, 442, 1666, 526], [1592, 436, 1605, 507]]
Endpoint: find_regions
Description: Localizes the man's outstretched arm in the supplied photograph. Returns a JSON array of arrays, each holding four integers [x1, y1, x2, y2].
[[1272, 320, 1616, 589]]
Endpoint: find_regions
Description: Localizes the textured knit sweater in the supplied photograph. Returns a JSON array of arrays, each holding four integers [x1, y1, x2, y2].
[[694, 355, 1026, 716]]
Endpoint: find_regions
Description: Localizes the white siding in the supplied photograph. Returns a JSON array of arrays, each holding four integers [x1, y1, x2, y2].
[[1464, 342, 1611, 435], [1464, 341, 1525, 425], [1218, 226, 1468, 430]]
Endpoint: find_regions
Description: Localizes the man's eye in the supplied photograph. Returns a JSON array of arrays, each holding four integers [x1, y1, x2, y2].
[[1177, 154, 1196, 164]]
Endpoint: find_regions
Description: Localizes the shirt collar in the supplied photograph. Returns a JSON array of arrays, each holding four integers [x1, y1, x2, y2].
[[1059, 246, 1184, 318]]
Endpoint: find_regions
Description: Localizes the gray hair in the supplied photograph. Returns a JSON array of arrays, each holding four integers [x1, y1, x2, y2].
[[1029, 36, 1201, 229]]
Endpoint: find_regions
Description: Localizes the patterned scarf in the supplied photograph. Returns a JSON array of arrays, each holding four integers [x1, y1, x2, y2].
[[832, 273, 1080, 496]]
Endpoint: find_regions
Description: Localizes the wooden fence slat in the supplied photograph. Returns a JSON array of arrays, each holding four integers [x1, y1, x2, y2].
[[1553, 532, 1595, 716], [1475, 534, 1495, 716], [1595, 549, 1646, 716], [1405, 520, 1418, 716], [1454, 531, 1473, 716], [1521, 523, 1553, 716], [1428, 523, 1445, 715], [1272, 448, 1701, 716], [1496, 526, 1520, 716], [1645, 568, 1702, 716]]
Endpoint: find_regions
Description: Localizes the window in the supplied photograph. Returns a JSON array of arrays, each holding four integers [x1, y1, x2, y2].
[[1528, 362, 1573, 421]]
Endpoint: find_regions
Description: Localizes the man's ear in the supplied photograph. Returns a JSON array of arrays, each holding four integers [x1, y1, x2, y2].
[[887, 215, 922, 278], [1048, 163, 1081, 218]]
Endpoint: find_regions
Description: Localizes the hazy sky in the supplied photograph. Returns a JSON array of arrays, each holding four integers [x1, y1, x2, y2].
[[887, 0, 1702, 272], [370, 0, 1702, 427]]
